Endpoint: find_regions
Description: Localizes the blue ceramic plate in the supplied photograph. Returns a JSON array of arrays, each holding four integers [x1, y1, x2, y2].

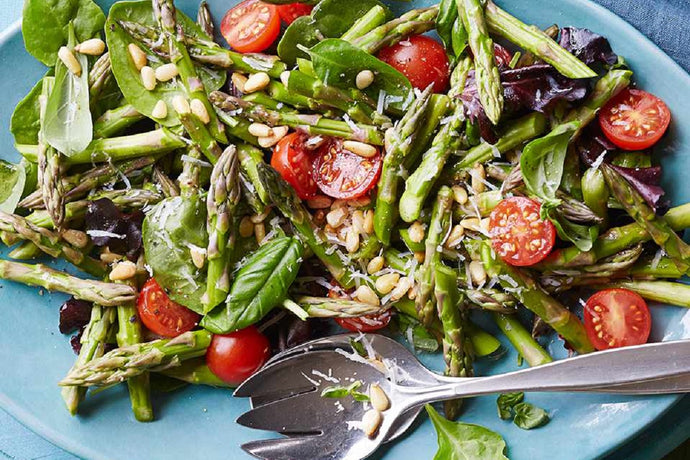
[[1, 1, 689, 459]]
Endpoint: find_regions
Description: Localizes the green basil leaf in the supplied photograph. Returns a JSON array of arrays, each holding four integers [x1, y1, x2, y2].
[[43, 25, 93, 157], [143, 196, 208, 314], [308, 39, 412, 111], [544, 206, 598, 251], [201, 237, 303, 333], [105, 1, 226, 126], [320, 387, 351, 398], [0, 160, 28, 214], [520, 122, 580, 207], [351, 392, 370, 402], [436, 0, 458, 54], [426, 404, 509, 460], [496, 392, 524, 420], [513, 402, 550, 430], [398, 313, 440, 352], [321, 381, 369, 401], [22, 0, 105, 66], [10, 76, 48, 146]]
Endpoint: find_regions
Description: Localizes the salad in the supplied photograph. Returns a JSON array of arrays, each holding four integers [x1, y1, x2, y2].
[[3, 0, 687, 456]]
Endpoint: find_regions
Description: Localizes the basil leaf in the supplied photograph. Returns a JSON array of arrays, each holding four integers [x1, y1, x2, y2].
[[308, 39, 412, 111], [43, 25, 93, 157], [142, 196, 208, 314], [201, 237, 303, 333], [496, 392, 524, 420], [0, 160, 28, 214], [513, 402, 550, 430], [544, 206, 598, 251], [105, 1, 226, 126], [398, 313, 440, 352], [321, 381, 366, 400], [520, 122, 580, 207], [426, 404, 509, 460], [22, 0, 105, 66], [10, 76, 47, 145]]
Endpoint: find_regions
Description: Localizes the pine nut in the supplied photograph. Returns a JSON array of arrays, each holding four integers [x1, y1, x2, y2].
[[460, 217, 481, 232], [326, 207, 347, 228], [257, 126, 288, 148], [306, 195, 332, 209], [190, 99, 210, 124], [390, 276, 413, 301], [354, 285, 380, 306], [414, 251, 425, 263], [128, 43, 148, 70], [350, 196, 372, 207], [231, 72, 248, 92], [155, 63, 179, 82], [141, 66, 156, 91], [407, 285, 417, 300], [369, 384, 390, 411], [408, 221, 425, 243], [313, 209, 326, 225], [109, 260, 137, 281], [363, 209, 374, 234], [74, 38, 105, 56], [452, 185, 469, 205], [58, 47, 81, 76], [280, 70, 291, 87], [190, 246, 206, 269], [61, 229, 89, 248], [250, 209, 271, 224], [471, 163, 486, 193], [100, 248, 123, 264], [356, 70, 375, 90], [469, 260, 487, 286], [239, 217, 254, 238], [151, 100, 168, 119], [367, 256, 384, 274], [375, 273, 400, 295], [345, 228, 360, 253], [171, 95, 191, 115], [248, 122, 273, 138], [480, 218, 490, 234], [343, 141, 377, 158], [445, 225, 465, 249], [331, 199, 347, 210], [243, 72, 270, 93], [361, 409, 382, 438], [254, 222, 266, 244], [351, 210, 365, 234]]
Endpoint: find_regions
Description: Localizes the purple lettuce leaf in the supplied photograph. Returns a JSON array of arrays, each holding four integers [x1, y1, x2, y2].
[[610, 164, 669, 214], [559, 27, 618, 66], [576, 126, 617, 166], [85, 198, 144, 260]]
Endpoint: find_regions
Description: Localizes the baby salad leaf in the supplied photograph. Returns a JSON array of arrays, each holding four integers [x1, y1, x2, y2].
[[43, 24, 93, 157], [544, 207, 598, 251], [22, 0, 106, 66], [321, 380, 369, 401], [10, 76, 47, 145], [142, 196, 209, 314], [426, 404, 509, 460], [0, 160, 28, 214], [201, 237, 304, 334], [496, 392, 524, 420], [512, 402, 550, 430]]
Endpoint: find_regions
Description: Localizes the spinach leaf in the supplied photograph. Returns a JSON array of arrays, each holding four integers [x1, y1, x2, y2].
[[10, 76, 46, 145], [105, 1, 226, 126], [277, 0, 391, 65], [397, 313, 439, 352], [201, 237, 303, 333], [544, 207, 598, 251], [0, 160, 28, 214], [321, 380, 369, 402], [22, 0, 106, 66], [142, 196, 209, 314], [520, 122, 580, 207], [496, 392, 524, 420], [513, 402, 550, 430], [426, 404, 509, 460], [43, 24, 93, 157], [308, 39, 412, 111]]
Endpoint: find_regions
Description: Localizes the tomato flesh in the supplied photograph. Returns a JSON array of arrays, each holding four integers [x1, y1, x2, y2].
[[137, 278, 200, 338], [206, 326, 271, 385], [221, 0, 281, 53], [277, 3, 313, 24], [271, 132, 318, 200], [335, 310, 392, 332], [598, 88, 671, 150], [489, 197, 556, 266], [314, 139, 382, 199], [377, 35, 450, 93], [583, 288, 651, 350]]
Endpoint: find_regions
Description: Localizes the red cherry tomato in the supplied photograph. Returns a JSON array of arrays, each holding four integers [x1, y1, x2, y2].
[[206, 326, 271, 385], [493, 43, 513, 68], [313, 138, 382, 199], [335, 310, 393, 332], [271, 132, 318, 200], [583, 288, 651, 351], [276, 2, 313, 24], [489, 197, 556, 266], [598, 88, 671, 150], [377, 35, 450, 93], [220, 0, 281, 53], [137, 278, 200, 338]]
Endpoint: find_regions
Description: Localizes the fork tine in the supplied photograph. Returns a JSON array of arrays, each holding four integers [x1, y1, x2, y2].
[[263, 335, 356, 367], [242, 436, 321, 460]]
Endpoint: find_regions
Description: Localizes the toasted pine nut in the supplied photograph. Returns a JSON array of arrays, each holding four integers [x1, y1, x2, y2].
[[471, 163, 486, 193], [257, 126, 288, 148], [363, 209, 374, 234], [100, 247, 123, 264], [109, 260, 137, 281], [390, 276, 413, 301], [243, 72, 270, 93], [407, 285, 417, 300], [408, 221, 425, 243], [141, 66, 156, 91], [367, 256, 384, 274], [190, 246, 206, 269], [480, 217, 490, 234], [155, 63, 179, 82], [350, 195, 372, 207], [343, 141, 377, 158], [75, 38, 105, 56], [151, 100, 168, 119], [58, 47, 81, 76], [345, 228, 360, 253], [469, 260, 487, 285], [452, 185, 469, 205], [444, 224, 465, 249], [356, 70, 375, 90], [414, 251, 425, 263], [280, 70, 291, 87], [460, 217, 481, 232], [239, 216, 254, 238], [369, 384, 390, 411], [190, 99, 210, 124], [250, 209, 271, 224], [361, 409, 382, 437], [375, 273, 400, 295], [326, 207, 347, 228], [231, 72, 248, 92], [248, 122, 273, 138], [351, 210, 365, 234], [354, 285, 380, 306], [254, 222, 266, 244], [61, 229, 89, 248], [171, 95, 191, 115], [128, 43, 148, 70], [331, 199, 347, 210], [306, 195, 333, 209]]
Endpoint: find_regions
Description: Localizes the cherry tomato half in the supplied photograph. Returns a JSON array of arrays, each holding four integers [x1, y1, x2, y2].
[[488, 197, 556, 266], [206, 326, 271, 385], [313, 138, 382, 199], [583, 288, 651, 351], [137, 278, 200, 338], [335, 310, 393, 332], [220, 0, 281, 53], [276, 2, 313, 24], [377, 35, 450, 93], [598, 88, 671, 150], [271, 132, 318, 200]]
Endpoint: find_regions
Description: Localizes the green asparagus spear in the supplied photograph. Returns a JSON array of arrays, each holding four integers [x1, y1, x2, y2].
[[8, 242, 43, 260], [564, 69, 633, 130], [581, 167, 609, 227], [341, 5, 389, 42], [88, 52, 114, 109], [402, 94, 452, 171], [351, 6, 440, 54], [93, 104, 145, 139], [492, 313, 553, 366], [153, 166, 181, 198], [158, 358, 231, 387], [37, 77, 65, 230], [197, 1, 214, 37], [237, 144, 270, 209], [177, 110, 223, 164], [590, 280, 690, 308], [295, 296, 389, 317]]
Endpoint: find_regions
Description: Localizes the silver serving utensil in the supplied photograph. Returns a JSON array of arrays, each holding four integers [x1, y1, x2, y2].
[[235, 335, 690, 460]]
